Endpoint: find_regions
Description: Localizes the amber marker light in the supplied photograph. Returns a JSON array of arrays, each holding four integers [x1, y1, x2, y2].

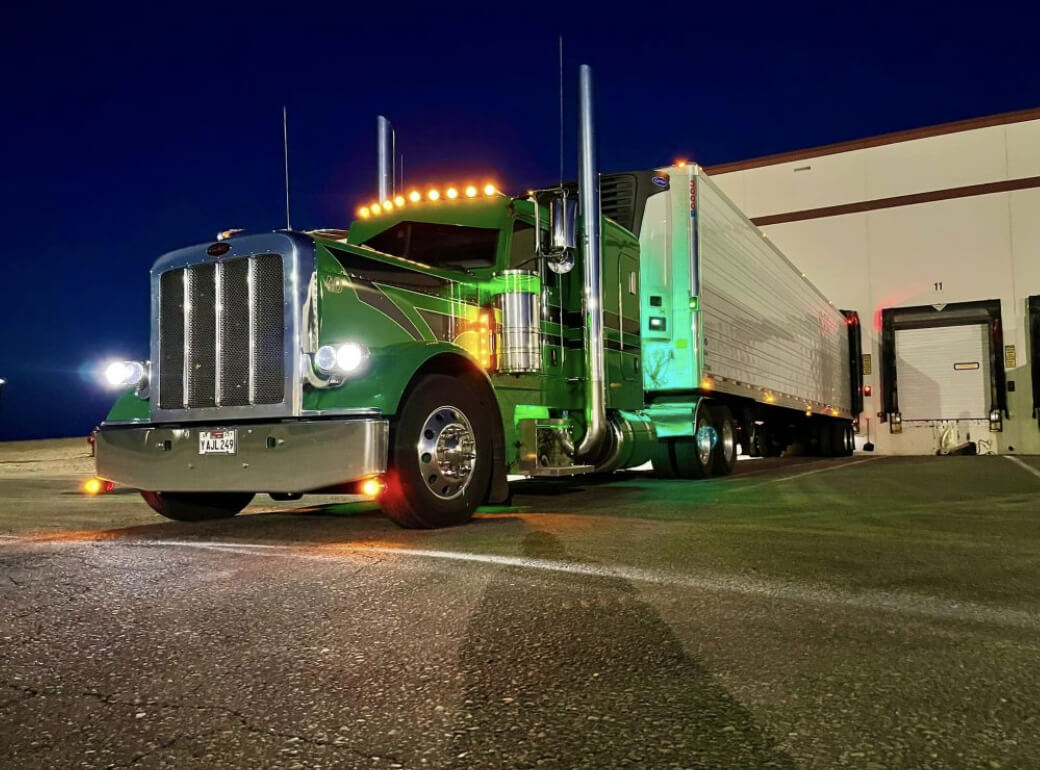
[[700, 378, 714, 390], [358, 206, 371, 219], [465, 185, 478, 198], [427, 189, 440, 201], [394, 195, 405, 207], [361, 477, 385, 497], [82, 478, 113, 496], [371, 202, 382, 214], [676, 159, 688, 168], [446, 187, 458, 199], [483, 183, 496, 196], [764, 393, 776, 404], [408, 190, 421, 203], [383, 200, 394, 210]]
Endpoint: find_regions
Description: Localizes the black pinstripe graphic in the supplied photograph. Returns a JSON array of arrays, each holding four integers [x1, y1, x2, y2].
[[353, 280, 424, 340]]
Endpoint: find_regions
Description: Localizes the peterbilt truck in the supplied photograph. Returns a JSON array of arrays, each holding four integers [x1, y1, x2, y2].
[[96, 66, 863, 528]]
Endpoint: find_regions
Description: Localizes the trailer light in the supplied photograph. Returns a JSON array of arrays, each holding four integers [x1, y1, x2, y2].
[[700, 378, 714, 391], [675, 159, 687, 168], [465, 185, 478, 198], [358, 206, 371, 219], [427, 189, 440, 201], [394, 195, 405, 207], [764, 393, 775, 404], [409, 190, 421, 202], [104, 360, 146, 388], [862, 384, 872, 397], [446, 187, 459, 199], [383, 199, 394, 210], [371, 202, 383, 214], [830, 408, 839, 416], [484, 184, 496, 196]]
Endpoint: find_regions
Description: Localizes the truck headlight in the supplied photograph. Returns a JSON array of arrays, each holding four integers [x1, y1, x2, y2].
[[104, 360, 146, 388], [313, 342, 369, 377]]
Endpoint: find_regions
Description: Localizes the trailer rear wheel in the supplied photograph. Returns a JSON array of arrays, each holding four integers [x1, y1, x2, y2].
[[139, 491, 254, 522], [381, 374, 493, 529], [836, 421, 855, 457], [708, 405, 738, 476]]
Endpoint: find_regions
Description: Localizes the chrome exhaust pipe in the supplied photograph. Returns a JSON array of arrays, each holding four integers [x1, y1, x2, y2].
[[377, 115, 393, 201], [575, 64, 606, 459]]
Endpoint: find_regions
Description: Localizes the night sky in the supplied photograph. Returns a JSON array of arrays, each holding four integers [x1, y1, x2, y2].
[[1, 1, 1036, 441]]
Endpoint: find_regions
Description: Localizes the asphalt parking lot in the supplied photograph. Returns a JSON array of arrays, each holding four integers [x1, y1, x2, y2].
[[2, 440, 1040, 769]]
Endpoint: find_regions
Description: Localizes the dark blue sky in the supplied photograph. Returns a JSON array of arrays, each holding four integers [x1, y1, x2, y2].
[[1, 1, 1036, 440]]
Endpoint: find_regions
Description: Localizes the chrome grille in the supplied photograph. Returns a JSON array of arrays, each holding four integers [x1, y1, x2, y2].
[[158, 254, 285, 409]]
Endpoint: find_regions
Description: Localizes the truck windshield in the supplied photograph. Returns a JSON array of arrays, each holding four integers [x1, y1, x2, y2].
[[362, 221, 498, 270]]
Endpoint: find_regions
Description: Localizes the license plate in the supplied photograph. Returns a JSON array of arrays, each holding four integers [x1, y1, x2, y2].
[[198, 430, 237, 455]]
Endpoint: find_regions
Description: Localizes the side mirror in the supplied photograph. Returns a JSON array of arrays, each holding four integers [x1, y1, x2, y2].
[[550, 197, 577, 251]]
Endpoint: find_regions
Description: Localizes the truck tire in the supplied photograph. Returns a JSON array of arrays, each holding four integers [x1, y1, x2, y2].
[[750, 424, 780, 457], [671, 407, 716, 479], [139, 491, 254, 522], [812, 420, 835, 457], [381, 374, 493, 529], [650, 441, 679, 478], [708, 404, 738, 476], [836, 421, 854, 457]]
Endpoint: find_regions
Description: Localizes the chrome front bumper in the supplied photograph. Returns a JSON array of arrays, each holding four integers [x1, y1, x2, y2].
[[96, 418, 388, 493]]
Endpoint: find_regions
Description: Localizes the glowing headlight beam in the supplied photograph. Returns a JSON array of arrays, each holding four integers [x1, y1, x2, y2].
[[104, 361, 146, 388]]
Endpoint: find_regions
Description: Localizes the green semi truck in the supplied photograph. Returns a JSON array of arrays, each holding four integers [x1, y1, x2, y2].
[[96, 65, 863, 527]]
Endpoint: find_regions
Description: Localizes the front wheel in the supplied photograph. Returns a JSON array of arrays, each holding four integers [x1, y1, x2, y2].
[[140, 491, 254, 522], [381, 373, 494, 529]]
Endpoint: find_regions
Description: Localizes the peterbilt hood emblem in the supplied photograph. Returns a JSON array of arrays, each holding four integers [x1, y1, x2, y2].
[[321, 274, 352, 293]]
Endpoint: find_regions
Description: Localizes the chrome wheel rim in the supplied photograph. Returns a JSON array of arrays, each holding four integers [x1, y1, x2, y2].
[[695, 419, 717, 466], [720, 418, 735, 461], [417, 405, 477, 500]]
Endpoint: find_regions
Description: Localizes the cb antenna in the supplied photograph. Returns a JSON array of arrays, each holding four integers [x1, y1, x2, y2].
[[558, 35, 564, 187], [282, 105, 292, 231]]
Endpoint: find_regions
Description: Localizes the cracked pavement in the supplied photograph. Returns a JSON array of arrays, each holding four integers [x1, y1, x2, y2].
[[2, 440, 1040, 768]]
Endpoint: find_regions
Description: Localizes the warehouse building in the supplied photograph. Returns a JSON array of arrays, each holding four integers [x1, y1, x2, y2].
[[708, 108, 1040, 455]]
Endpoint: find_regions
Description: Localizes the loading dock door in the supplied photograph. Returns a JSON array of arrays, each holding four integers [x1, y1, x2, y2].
[[895, 325, 990, 420]]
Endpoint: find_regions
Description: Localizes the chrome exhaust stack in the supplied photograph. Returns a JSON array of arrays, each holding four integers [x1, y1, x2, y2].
[[575, 64, 607, 460], [377, 115, 393, 201]]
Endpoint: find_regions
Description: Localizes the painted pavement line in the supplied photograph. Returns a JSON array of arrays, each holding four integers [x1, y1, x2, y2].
[[14, 535, 1036, 631], [769, 456, 881, 482], [1004, 455, 1040, 482], [728, 456, 882, 491]]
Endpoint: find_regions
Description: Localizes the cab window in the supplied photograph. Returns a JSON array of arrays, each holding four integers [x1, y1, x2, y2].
[[362, 221, 498, 269]]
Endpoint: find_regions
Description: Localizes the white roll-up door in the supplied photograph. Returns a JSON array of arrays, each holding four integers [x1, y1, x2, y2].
[[895, 324, 990, 420]]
